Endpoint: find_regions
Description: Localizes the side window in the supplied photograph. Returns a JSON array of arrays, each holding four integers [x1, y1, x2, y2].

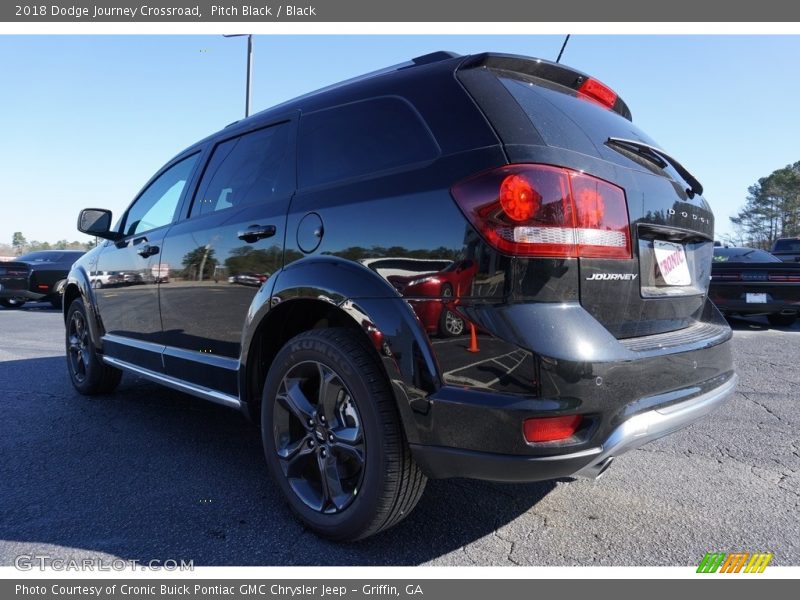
[[123, 154, 199, 236], [191, 123, 291, 217], [298, 97, 439, 188]]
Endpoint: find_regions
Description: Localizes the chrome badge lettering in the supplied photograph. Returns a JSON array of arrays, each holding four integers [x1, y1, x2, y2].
[[668, 208, 709, 224], [585, 273, 639, 281]]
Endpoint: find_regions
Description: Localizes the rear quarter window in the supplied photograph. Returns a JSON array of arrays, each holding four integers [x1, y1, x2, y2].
[[298, 96, 439, 188]]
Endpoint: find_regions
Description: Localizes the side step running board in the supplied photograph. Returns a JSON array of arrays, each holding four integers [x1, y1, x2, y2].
[[102, 355, 241, 410]]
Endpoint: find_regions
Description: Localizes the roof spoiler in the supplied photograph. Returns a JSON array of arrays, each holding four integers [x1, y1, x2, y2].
[[458, 53, 633, 121]]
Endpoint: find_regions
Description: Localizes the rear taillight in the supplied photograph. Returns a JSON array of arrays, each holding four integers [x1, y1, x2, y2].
[[712, 272, 741, 281], [577, 77, 618, 110], [452, 164, 631, 259], [768, 272, 800, 282]]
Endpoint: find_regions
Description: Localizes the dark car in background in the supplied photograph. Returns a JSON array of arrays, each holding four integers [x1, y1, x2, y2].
[[771, 237, 800, 263], [63, 51, 736, 540], [710, 246, 800, 327], [0, 250, 84, 309]]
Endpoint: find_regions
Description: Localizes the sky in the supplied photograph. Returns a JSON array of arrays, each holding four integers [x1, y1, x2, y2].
[[1, 34, 799, 245]]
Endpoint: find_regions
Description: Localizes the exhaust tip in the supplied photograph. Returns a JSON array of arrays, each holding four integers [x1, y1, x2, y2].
[[579, 456, 614, 480], [595, 457, 614, 478]]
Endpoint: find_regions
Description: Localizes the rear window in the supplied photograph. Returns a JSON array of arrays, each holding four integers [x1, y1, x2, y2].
[[498, 72, 660, 165], [298, 97, 439, 188], [713, 248, 780, 263], [773, 239, 800, 252]]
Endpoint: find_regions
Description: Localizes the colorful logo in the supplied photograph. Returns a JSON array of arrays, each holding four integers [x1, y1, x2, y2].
[[697, 552, 773, 573]]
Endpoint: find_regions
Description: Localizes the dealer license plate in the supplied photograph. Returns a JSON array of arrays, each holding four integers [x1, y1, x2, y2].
[[654, 240, 691, 286]]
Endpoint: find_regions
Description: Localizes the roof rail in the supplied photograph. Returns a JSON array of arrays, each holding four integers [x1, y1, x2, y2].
[[247, 51, 462, 120]]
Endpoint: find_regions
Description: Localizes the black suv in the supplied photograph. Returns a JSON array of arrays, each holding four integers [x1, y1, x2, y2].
[[64, 52, 737, 540]]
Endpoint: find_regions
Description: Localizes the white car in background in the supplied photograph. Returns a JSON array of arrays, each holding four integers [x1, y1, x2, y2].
[[88, 270, 120, 288]]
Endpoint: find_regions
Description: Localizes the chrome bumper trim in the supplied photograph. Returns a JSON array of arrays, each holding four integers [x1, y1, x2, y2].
[[575, 373, 738, 479]]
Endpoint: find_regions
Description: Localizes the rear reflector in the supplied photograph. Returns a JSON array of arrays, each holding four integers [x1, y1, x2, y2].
[[577, 77, 618, 110], [37, 284, 49, 290], [452, 164, 631, 259], [523, 415, 582, 443]]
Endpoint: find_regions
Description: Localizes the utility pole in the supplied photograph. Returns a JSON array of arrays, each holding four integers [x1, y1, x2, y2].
[[224, 34, 253, 117]]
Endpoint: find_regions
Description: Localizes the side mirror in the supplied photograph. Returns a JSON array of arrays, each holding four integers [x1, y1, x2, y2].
[[78, 208, 122, 241]]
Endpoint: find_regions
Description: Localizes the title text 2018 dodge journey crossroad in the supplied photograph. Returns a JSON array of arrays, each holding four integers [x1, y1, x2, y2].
[[64, 52, 737, 540]]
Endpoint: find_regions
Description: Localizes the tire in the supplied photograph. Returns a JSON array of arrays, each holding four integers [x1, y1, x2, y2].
[[438, 284, 465, 337], [0, 298, 25, 309], [91, 280, 103, 289], [767, 313, 797, 327], [261, 327, 427, 541], [65, 298, 122, 395], [50, 280, 66, 308]]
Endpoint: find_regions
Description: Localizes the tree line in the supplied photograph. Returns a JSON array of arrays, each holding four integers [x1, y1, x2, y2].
[[1, 232, 96, 256], [728, 161, 800, 249]]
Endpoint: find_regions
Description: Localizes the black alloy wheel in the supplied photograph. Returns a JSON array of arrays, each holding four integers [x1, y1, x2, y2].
[[272, 360, 366, 514], [262, 328, 427, 541], [67, 306, 91, 385], [65, 298, 122, 395]]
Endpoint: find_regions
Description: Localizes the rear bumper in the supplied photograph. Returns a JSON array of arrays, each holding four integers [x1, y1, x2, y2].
[[573, 372, 738, 477], [710, 284, 800, 315], [0, 287, 45, 300], [712, 299, 799, 315], [411, 372, 737, 481]]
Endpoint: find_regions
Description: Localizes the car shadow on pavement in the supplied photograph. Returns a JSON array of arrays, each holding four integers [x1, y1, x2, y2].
[[0, 356, 556, 566], [0, 301, 61, 313], [725, 315, 800, 332]]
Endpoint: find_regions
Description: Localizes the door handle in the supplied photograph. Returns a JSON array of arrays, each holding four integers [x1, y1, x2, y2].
[[238, 225, 277, 243], [137, 244, 159, 258]]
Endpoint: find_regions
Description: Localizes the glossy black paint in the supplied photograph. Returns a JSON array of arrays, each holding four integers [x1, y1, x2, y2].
[[64, 51, 735, 483]]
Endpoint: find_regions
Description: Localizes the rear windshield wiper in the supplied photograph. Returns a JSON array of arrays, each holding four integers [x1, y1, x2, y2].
[[606, 137, 703, 198]]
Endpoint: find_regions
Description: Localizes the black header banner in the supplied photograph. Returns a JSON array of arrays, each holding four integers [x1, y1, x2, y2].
[[3, 0, 800, 22], [3, 579, 796, 600]]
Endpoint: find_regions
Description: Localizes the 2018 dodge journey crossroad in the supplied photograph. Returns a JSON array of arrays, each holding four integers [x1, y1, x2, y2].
[[64, 51, 737, 540]]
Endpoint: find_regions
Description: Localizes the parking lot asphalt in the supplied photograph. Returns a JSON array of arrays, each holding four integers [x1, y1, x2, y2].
[[0, 302, 798, 566]]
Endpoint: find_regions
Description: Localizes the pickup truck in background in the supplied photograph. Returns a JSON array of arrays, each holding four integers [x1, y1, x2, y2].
[[771, 238, 800, 262]]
